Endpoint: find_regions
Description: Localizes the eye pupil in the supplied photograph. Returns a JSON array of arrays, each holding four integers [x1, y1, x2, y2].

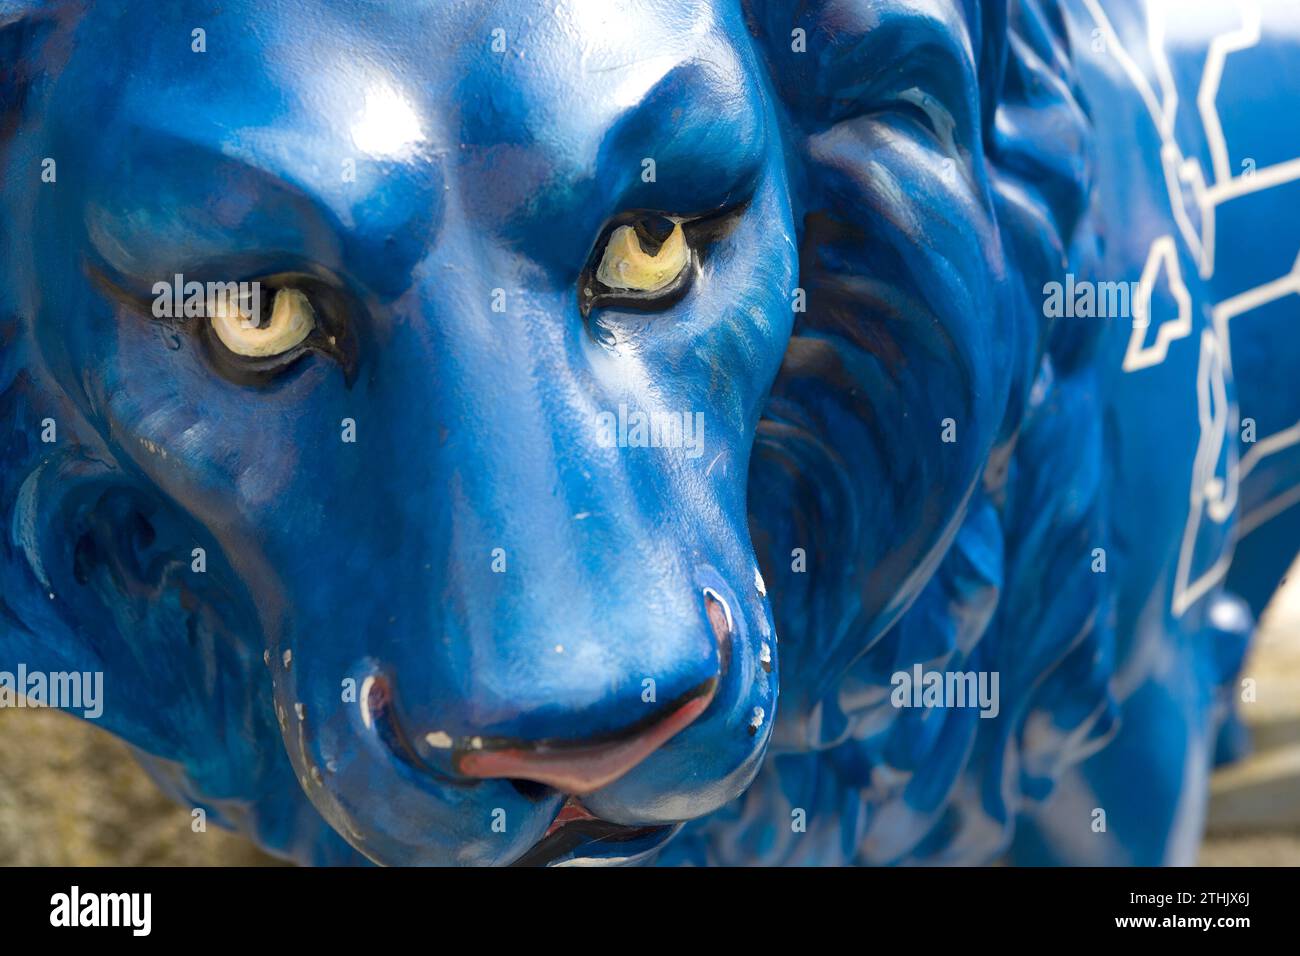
[[251, 290, 275, 329], [636, 216, 677, 247]]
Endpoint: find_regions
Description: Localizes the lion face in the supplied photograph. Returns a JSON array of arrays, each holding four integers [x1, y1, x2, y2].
[[7, 0, 800, 865]]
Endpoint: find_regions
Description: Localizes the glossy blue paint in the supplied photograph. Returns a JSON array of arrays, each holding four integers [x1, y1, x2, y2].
[[0, 0, 1296, 866]]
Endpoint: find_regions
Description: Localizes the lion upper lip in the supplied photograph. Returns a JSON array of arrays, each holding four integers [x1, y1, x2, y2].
[[363, 671, 719, 796], [454, 678, 718, 794]]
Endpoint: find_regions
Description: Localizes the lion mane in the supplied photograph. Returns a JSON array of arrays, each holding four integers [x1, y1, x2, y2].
[[664, 0, 1113, 864]]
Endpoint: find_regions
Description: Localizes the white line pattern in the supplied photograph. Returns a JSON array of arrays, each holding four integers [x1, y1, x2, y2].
[[1082, 0, 1300, 616]]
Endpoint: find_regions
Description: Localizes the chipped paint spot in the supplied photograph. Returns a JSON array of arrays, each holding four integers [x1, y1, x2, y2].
[[754, 567, 767, 597], [573, 511, 591, 520], [139, 437, 169, 459], [282, 649, 293, 669], [294, 702, 306, 721], [760, 642, 772, 673], [310, 766, 323, 785], [555, 644, 564, 654], [263, 650, 271, 667], [425, 730, 453, 749], [470, 736, 483, 750], [748, 706, 765, 735]]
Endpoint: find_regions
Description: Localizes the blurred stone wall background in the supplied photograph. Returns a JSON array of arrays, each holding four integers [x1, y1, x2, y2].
[[0, 705, 279, 865], [1, 566, 1297, 866], [1199, 561, 1300, 865]]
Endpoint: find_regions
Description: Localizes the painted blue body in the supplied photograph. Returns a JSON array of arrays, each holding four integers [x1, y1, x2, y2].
[[0, 0, 1296, 865]]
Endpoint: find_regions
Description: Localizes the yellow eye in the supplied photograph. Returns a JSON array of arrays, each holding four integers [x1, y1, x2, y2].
[[595, 221, 688, 293], [209, 287, 315, 357]]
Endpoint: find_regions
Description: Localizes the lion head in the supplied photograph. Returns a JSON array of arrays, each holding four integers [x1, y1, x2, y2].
[[1, 0, 1109, 865]]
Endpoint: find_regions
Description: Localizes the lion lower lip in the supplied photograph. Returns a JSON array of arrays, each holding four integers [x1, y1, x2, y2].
[[513, 799, 676, 867]]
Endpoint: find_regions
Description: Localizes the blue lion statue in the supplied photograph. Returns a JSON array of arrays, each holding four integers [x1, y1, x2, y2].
[[2, 0, 1298, 866]]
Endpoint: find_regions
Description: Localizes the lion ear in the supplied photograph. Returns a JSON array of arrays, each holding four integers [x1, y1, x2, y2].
[[0, 381, 278, 772], [0, 387, 174, 748]]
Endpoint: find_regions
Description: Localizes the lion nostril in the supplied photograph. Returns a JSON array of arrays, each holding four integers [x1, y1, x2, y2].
[[702, 587, 733, 678], [455, 679, 717, 795]]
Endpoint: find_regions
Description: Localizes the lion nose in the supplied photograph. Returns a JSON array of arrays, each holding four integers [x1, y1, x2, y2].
[[454, 679, 717, 794], [451, 586, 737, 794]]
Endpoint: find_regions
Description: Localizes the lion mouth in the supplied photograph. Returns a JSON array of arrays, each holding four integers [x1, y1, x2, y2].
[[354, 674, 688, 864], [512, 797, 678, 867]]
